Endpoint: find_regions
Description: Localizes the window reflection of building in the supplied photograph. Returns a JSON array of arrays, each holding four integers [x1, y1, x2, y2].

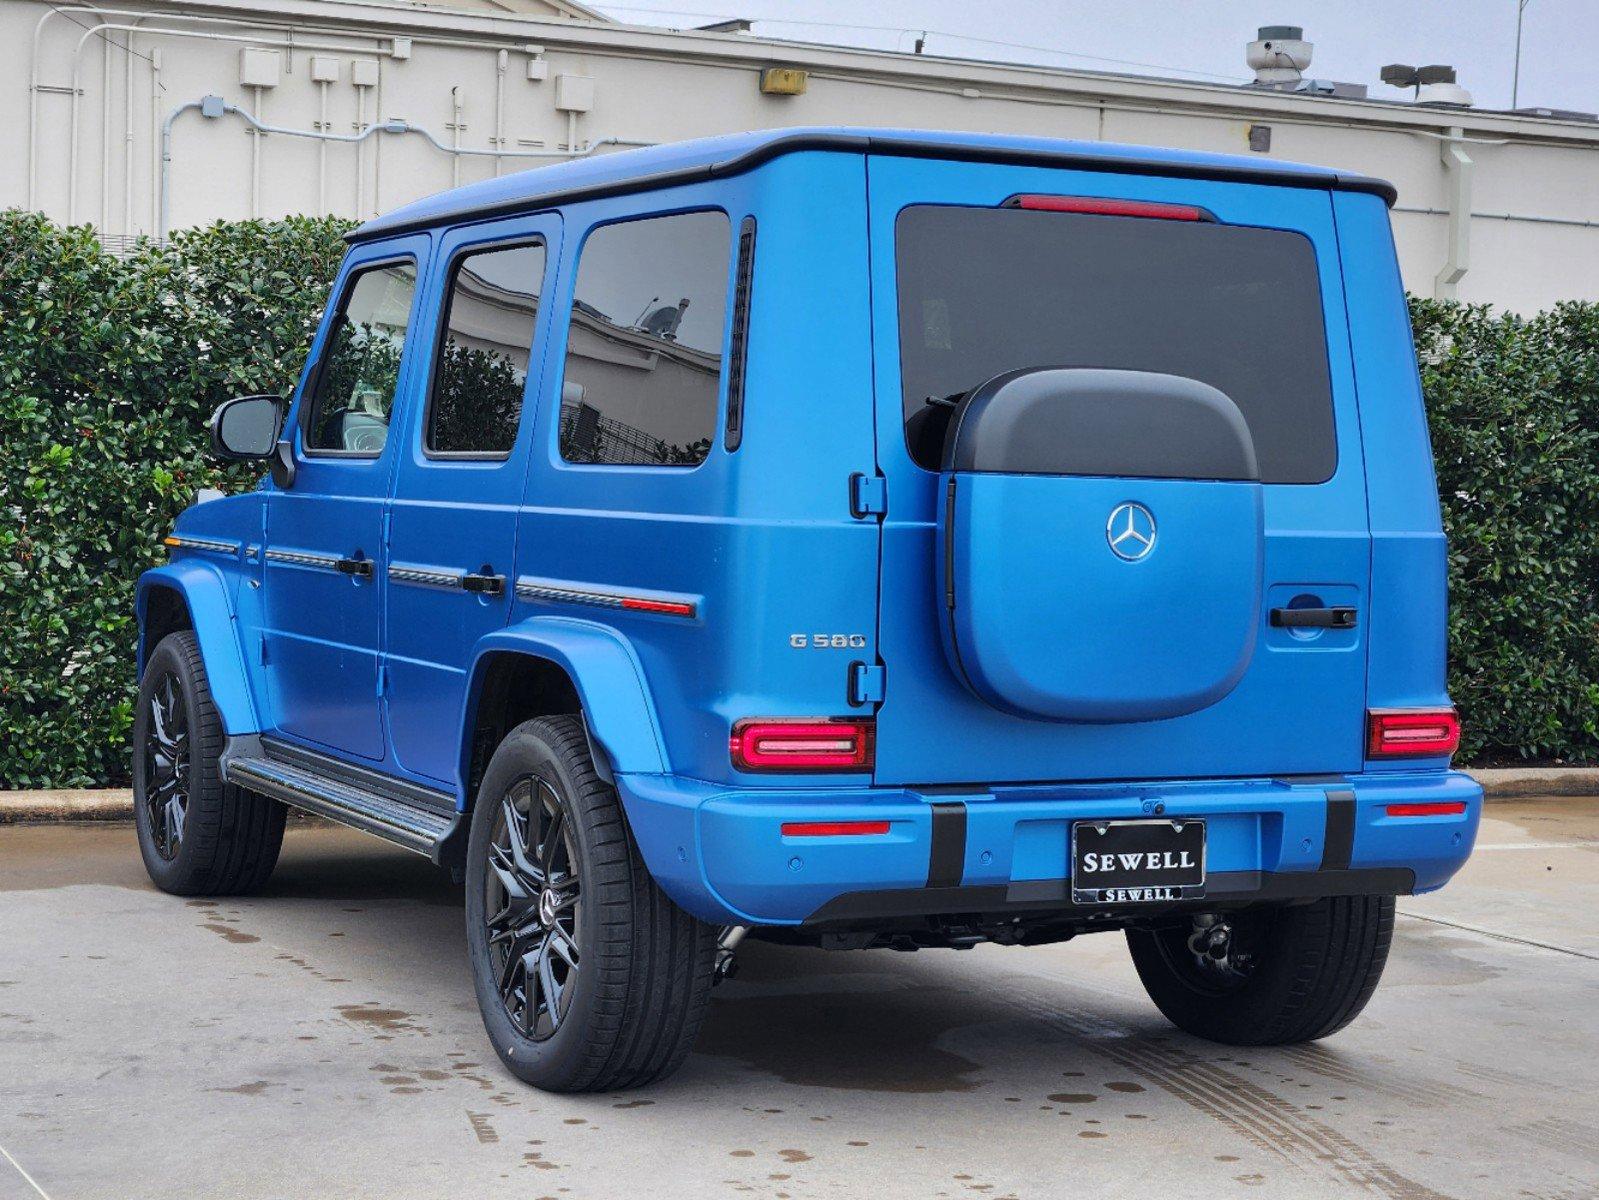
[[559, 300, 722, 465]]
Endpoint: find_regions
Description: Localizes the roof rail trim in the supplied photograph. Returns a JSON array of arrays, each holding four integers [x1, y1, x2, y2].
[[345, 131, 1395, 243]]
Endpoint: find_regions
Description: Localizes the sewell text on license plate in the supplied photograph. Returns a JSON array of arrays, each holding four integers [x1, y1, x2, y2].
[[1071, 818, 1206, 904]]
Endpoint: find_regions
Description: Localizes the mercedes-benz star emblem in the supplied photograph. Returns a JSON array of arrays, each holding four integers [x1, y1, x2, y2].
[[1106, 502, 1157, 561]]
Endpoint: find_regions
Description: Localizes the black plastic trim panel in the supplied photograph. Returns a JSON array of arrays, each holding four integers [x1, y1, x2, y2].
[[1322, 788, 1356, 871], [804, 866, 1416, 926], [926, 802, 967, 888]]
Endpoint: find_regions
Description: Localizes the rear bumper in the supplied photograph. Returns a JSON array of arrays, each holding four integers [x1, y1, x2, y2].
[[614, 769, 1482, 927]]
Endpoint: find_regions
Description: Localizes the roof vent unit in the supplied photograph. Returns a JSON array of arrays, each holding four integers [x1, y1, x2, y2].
[[1293, 79, 1368, 100], [1381, 63, 1474, 108], [1246, 25, 1312, 87]]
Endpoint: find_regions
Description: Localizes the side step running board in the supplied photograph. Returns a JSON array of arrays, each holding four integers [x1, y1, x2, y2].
[[227, 753, 458, 860]]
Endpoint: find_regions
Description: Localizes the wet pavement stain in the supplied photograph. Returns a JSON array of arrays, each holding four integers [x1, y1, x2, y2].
[[1105, 1081, 1145, 1093], [466, 1111, 499, 1144], [612, 1099, 654, 1109], [778, 1150, 812, 1163], [1048, 1093, 1098, 1104], [209, 1080, 273, 1096], [699, 983, 987, 1093], [200, 922, 259, 944], [336, 1003, 424, 1035]]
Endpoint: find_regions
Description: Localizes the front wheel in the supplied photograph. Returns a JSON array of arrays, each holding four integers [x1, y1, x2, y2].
[[1125, 895, 1395, 1045], [132, 631, 285, 895], [464, 715, 717, 1092]]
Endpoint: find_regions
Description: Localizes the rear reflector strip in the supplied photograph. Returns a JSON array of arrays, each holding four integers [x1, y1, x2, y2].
[[1367, 708, 1461, 758], [780, 820, 890, 837], [1385, 801, 1468, 818], [1003, 194, 1210, 221], [731, 719, 875, 772], [619, 596, 696, 616], [515, 576, 696, 619]]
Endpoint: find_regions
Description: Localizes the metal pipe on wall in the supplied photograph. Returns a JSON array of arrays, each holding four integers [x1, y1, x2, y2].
[[451, 85, 462, 188], [159, 94, 651, 238], [249, 84, 263, 219], [317, 79, 330, 216], [148, 45, 161, 234], [354, 83, 368, 219], [1435, 127, 1474, 299], [64, 19, 375, 228], [493, 49, 507, 178]]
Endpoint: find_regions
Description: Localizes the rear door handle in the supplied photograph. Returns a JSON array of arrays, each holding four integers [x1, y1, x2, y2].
[[461, 571, 506, 596], [1270, 606, 1357, 629], [335, 555, 374, 579]]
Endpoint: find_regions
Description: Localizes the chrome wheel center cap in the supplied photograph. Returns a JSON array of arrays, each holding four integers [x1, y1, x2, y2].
[[538, 888, 558, 928]]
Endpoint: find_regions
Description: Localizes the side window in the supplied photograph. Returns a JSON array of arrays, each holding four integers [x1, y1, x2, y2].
[[427, 241, 546, 456], [559, 210, 730, 467], [303, 261, 419, 455]]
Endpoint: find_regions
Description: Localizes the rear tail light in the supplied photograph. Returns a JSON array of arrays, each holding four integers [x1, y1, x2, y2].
[[1385, 801, 1468, 818], [1003, 194, 1211, 221], [1367, 708, 1461, 759], [730, 718, 874, 772]]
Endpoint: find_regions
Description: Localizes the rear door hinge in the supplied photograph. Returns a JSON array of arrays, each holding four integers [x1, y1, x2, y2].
[[849, 472, 887, 519], [849, 661, 886, 707]]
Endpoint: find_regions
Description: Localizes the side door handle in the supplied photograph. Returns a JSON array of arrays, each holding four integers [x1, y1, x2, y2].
[[461, 570, 506, 597], [335, 555, 374, 579], [1270, 606, 1357, 629]]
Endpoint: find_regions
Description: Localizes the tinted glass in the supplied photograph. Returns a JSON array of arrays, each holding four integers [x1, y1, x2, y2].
[[304, 261, 418, 455], [428, 242, 545, 455], [559, 211, 730, 467], [896, 205, 1336, 483]]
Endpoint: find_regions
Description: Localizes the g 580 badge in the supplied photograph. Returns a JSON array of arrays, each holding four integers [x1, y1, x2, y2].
[[790, 633, 868, 650]]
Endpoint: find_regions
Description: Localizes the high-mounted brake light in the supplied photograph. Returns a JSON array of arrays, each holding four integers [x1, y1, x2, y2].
[[1003, 194, 1210, 221], [1367, 709, 1461, 759], [780, 820, 891, 837], [731, 719, 875, 772], [1385, 801, 1468, 818]]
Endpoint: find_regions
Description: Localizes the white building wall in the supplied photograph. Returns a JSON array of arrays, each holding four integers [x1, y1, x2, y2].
[[6, 0, 1599, 313]]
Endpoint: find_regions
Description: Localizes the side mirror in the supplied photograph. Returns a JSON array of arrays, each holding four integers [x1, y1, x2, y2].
[[209, 394, 284, 460]]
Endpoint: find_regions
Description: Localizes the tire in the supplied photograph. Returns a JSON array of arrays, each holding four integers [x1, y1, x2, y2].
[[464, 714, 717, 1093], [1125, 895, 1395, 1046], [132, 631, 286, 896]]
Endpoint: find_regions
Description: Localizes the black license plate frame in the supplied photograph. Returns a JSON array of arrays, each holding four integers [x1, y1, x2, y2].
[[1071, 818, 1207, 904]]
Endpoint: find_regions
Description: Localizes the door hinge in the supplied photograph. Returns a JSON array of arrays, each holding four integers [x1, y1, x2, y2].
[[376, 664, 388, 698], [849, 472, 887, 519], [849, 661, 886, 707], [259, 634, 269, 665]]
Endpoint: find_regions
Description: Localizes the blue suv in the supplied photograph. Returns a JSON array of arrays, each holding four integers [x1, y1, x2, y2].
[[135, 128, 1481, 1092]]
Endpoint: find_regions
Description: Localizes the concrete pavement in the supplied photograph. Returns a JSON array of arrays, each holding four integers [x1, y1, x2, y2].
[[0, 801, 1595, 1200]]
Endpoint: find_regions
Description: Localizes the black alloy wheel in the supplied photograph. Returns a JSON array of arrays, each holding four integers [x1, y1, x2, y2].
[[484, 775, 583, 1040], [464, 714, 717, 1092], [132, 630, 286, 896], [142, 670, 190, 861]]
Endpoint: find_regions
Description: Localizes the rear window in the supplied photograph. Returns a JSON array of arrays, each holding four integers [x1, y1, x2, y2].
[[895, 204, 1336, 483]]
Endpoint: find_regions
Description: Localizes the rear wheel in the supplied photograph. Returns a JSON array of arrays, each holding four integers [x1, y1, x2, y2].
[[132, 631, 285, 895], [464, 715, 717, 1092], [1125, 895, 1395, 1045]]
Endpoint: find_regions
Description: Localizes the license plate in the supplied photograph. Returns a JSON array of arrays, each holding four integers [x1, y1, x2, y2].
[[1071, 818, 1206, 904]]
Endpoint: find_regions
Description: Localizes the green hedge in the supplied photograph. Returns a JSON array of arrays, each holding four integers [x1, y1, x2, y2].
[[1414, 298, 1599, 762], [2, 213, 1598, 785], [1, 213, 353, 788]]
